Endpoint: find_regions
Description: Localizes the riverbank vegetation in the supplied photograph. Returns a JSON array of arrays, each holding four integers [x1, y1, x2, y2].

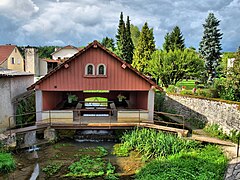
[[114, 128, 228, 179], [0, 152, 15, 173]]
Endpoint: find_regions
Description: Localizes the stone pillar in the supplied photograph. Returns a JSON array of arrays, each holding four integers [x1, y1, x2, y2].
[[44, 128, 57, 142], [148, 87, 155, 122], [36, 90, 42, 121]]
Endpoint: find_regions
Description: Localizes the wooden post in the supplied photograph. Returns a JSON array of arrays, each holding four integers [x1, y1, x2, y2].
[[237, 136, 240, 157]]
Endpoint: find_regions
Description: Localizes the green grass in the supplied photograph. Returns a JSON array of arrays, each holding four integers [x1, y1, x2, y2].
[[204, 123, 240, 143], [113, 128, 200, 160], [0, 152, 15, 173], [135, 145, 227, 180], [176, 80, 197, 90]]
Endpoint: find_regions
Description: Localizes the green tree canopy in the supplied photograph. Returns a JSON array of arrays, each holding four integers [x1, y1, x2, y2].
[[38, 46, 58, 59], [199, 13, 223, 82], [130, 24, 140, 47], [163, 26, 185, 52], [132, 22, 155, 73], [101, 37, 115, 51], [147, 49, 204, 87]]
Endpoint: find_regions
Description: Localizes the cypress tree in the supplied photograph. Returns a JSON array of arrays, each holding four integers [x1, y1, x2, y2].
[[101, 37, 115, 51], [132, 22, 156, 73], [124, 16, 134, 64], [163, 26, 185, 52], [115, 12, 126, 59], [199, 13, 223, 82]]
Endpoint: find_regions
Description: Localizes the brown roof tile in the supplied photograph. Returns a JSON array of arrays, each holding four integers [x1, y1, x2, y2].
[[0, 45, 16, 65], [28, 40, 163, 91]]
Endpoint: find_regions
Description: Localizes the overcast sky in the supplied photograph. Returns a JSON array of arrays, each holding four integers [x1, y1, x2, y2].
[[0, 0, 239, 51]]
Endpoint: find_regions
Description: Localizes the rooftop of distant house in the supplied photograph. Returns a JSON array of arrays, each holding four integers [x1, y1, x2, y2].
[[0, 67, 33, 77], [0, 44, 16, 65], [51, 45, 82, 55]]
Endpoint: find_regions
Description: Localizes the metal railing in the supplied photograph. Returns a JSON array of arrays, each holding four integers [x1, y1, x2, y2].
[[154, 111, 185, 130]]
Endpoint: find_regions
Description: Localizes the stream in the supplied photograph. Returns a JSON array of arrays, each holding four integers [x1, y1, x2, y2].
[[1, 139, 144, 180]]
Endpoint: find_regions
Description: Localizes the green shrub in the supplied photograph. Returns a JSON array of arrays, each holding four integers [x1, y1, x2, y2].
[[113, 144, 131, 157], [135, 145, 227, 180], [154, 91, 166, 111], [204, 124, 228, 140], [180, 89, 193, 95], [204, 123, 240, 143], [0, 153, 15, 173], [166, 85, 179, 93]]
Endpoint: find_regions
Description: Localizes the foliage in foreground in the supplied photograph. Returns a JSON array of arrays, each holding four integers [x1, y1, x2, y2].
[[113, 128, 200, 160], [65, 155, 117, 179], [0, 152, 15, 173], [204, 123, 240, 143], [42, 162, 63, 176], [136, 145, 227, 180]]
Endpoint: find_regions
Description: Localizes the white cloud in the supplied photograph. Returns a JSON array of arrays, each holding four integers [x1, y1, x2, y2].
[[0, 0, 39, 20], [0, 0, 239, 51]]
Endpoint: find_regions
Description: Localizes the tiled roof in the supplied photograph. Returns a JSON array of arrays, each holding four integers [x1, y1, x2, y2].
[[28, 40, 163, 91], [0, 45, 16, 65], [0, 67, 33, 77], [51, 45, 80, 55]]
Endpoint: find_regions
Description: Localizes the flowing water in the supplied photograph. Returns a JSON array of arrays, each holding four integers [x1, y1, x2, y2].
[[1, 137, 144, 179]]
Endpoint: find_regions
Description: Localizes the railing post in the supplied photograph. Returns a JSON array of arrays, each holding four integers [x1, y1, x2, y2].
[[138, 110, 140, 126], [49, 110, 51, 126], [237, 136, 240, 157], [109, 110, 111, 129], [8, 116, 12, 136]]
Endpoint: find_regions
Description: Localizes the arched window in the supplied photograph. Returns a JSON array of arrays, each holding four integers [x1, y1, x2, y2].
[[85, 64, 95, 75], [97, 64, 106, 75]]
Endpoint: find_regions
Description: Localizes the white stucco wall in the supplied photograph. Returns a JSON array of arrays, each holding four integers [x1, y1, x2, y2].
[[52, 49, 79, 60], [148, 88, 155, 121], [0, 75, 34, 133]]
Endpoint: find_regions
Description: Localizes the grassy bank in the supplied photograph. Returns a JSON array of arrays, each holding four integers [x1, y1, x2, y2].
[[0, 152, 15, 173], [114, 128, 228, 179]]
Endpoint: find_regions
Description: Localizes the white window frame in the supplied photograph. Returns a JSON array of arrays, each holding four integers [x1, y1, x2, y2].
[[97, 64, 106, 75], [85, 63, 95, 75]]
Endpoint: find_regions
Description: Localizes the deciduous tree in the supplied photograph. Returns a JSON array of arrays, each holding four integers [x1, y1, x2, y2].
[[147, 49, 204, 87]]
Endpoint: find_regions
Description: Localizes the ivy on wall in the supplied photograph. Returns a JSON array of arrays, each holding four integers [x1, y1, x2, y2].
[[16, 93, 36, 127]]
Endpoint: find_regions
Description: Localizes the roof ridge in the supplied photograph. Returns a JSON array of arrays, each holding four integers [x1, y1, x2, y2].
[[28, 40, 162, 91]]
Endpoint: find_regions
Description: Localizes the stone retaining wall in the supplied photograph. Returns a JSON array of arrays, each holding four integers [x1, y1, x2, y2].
[[162, 94, 240, 133]]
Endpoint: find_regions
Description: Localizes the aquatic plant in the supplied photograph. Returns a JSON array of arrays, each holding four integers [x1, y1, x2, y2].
[[66, 155, 117, 179], [42, 162, 63, 176], [113, 128, 200, 160], [77, 146, 108, 157], [0, 153, 15, 173]]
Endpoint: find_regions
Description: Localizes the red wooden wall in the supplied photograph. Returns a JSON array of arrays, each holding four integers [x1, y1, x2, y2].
[[38, 47, 151, 91]]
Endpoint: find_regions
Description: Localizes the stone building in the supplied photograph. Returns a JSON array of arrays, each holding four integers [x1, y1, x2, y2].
[[0, 68, 34, 133]]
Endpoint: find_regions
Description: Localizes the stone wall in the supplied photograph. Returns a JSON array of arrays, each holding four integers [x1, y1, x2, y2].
[[0, 75, 34, 133], [162, 94, 240, 133]]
